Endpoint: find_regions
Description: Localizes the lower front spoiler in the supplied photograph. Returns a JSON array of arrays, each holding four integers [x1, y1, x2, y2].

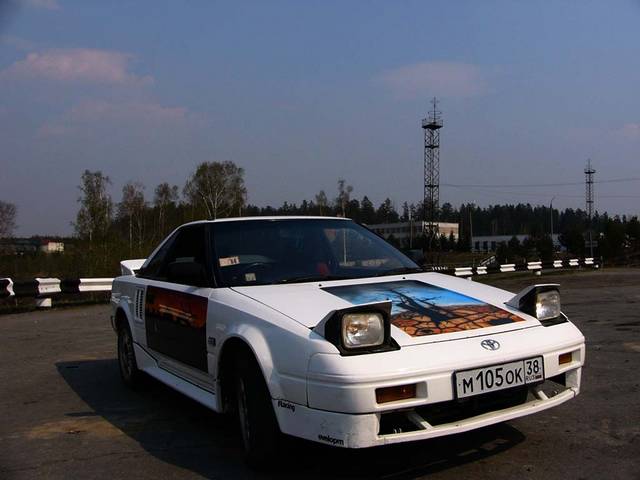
[[273, 384, 579, 449]]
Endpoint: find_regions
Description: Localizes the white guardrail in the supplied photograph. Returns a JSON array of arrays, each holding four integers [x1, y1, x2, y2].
[[0, 258, 599, 307], [0, 277, 114, 308]]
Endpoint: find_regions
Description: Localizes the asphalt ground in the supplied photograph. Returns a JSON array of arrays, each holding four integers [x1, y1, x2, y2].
[[1, 268, 639, 480]]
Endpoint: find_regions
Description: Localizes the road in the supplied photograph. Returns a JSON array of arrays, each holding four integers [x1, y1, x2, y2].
[[1, 269, 639, 479]]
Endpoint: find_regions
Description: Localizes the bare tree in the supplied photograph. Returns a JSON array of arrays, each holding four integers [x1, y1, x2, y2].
[[377, 198, 399, 223], [74, 171, 112, 274], [74, 170, 112, 246], [315, 190, 328, 216], [154, 182, 179, 238], [0, 201, 17, 238], [118, 181, 146, 254], [183, 161, 246, 220], [230, 174, 246, 217], [336, 179, 353, 217]]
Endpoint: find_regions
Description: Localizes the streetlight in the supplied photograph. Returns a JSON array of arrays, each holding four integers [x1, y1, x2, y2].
[[409, 209, 413, 249], [468, 202, 475, 261], [550, 196, 556, 252]]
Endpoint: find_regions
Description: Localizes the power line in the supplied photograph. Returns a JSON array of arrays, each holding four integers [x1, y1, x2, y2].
[[599, 194, 640, 198], [444, 184, 640, 201], [442, 176, 640, 188], [446, 185, 582, 198]]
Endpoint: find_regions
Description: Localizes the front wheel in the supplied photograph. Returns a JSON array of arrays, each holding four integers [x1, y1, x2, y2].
[[117, 323, 144, 389], [235, 352, 281, 468]]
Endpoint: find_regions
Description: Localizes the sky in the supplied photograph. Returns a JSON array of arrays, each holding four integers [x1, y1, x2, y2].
[[1, 0, 639, 236]]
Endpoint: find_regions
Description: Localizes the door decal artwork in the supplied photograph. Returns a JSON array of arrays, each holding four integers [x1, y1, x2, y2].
[[145, 286, 208, 371], [323, 280, 525, 337]]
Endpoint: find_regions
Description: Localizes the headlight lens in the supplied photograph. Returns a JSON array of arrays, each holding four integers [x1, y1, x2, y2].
[[536, 290, 561, 321], [342, 312, 384, 348]]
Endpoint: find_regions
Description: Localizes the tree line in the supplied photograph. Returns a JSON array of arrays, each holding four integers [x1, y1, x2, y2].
[[1, 160, 639, 277]]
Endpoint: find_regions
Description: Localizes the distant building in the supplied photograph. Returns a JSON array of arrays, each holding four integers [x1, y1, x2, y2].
[[471, 234, 561, 253], [39, 240, 64, 253], [368, 221, 459, 243], [0, 239, 38, 255], [0, 238, 65, 255]]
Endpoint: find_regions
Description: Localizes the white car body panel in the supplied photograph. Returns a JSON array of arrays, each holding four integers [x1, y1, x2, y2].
[[110, 217, 585, 449], [232, 272, 541, 345], [120, 258, 146, 276]]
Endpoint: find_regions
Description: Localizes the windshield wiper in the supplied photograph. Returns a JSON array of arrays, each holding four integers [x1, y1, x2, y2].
[[278, 274, 350, 284], [374, 267, 423, 277]]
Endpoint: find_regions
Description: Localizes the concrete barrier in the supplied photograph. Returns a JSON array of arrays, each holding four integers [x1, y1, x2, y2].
[[454, 267, 473, 277], [35, 277, 61, 296]]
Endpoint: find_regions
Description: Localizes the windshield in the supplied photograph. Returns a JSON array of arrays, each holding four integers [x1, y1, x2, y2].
[[212, 219, 420, 287]]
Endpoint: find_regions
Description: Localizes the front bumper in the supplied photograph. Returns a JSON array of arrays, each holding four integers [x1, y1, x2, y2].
[[306, 323, 584, 413], [274, 374, 580, 448], [273, 322, 584, 448]]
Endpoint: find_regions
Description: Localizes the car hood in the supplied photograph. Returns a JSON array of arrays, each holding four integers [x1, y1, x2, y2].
[[231, 272, 541, 346]]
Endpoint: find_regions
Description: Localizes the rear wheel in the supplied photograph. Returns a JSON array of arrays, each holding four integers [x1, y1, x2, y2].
[[117, 322, 144, 389], [234, 351, 281, 468]]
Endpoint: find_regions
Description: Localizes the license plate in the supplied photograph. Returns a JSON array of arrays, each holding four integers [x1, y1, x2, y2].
[[455, 356, 544, 399]]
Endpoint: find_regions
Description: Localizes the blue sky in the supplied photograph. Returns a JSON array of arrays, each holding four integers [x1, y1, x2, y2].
[[1, 1, 639, 235]]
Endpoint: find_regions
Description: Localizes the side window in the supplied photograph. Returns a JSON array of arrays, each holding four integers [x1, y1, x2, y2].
[[138, 232, 178, 279], [159, 225, 209, 285], [138, 225, 208, 284]]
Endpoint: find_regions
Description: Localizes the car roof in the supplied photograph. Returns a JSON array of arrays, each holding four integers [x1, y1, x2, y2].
[[181, 216, 351, 227]]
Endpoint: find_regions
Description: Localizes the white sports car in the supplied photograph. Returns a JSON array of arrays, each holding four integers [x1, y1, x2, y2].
[[110, 217, 585, 466]]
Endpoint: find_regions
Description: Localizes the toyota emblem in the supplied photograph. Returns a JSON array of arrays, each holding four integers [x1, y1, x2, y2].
[[481, 339, 500, 351]]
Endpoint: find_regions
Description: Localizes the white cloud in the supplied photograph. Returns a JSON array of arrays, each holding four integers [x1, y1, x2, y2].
[[0, 35, 38, 51], [69, 100, 188, 123], [22, 0, 59, 10], [38, 99, 196, 137], [618, 123, 640, 140], [375, 61, 488, 99], [0, 48, 152, 85]]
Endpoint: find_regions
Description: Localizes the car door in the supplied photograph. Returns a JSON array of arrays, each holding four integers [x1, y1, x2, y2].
[[139, 224, 214, 385]]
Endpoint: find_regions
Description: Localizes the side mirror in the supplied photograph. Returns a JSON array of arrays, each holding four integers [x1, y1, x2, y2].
[[167, 261, 208, 287]]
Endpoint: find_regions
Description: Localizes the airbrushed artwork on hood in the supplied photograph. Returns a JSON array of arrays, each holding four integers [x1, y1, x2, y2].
[[322, 280, 525, 337]]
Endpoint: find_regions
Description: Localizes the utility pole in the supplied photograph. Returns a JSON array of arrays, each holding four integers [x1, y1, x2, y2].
[[550, 196, 555, 252], [469, 203, 474, 251], [409, 210, 413, 249], [585, 159, 596, 258]]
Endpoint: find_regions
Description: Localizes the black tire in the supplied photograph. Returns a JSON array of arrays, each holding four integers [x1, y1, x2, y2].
[[117, 322, 144, 389], [234, 351, 281, 468]]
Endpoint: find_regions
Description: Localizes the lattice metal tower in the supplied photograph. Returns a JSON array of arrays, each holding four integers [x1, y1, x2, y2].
[[422, 97, 443, 245], [584, 159, 596, 257]]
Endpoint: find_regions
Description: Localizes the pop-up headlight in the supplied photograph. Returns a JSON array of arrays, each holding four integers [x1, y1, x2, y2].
[[506, 284, 566, 326], [313, 301, 400, 356], [342, 312, 385, 348], [535, 290, 561, 321]]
